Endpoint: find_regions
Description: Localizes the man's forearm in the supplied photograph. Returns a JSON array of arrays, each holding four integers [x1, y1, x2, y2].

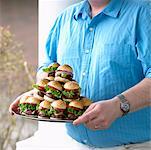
[[114, 78, 151, 113]]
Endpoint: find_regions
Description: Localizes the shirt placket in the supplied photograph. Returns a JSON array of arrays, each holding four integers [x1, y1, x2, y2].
[[79, 22, 95, 145]]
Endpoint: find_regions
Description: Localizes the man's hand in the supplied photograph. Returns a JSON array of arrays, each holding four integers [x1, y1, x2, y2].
[[73, 98, 123, 130], [9, 89, 34, 115]]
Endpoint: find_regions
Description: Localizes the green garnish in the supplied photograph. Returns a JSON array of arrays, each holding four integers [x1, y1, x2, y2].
[[19, 103, 39, 112], [45, 86, 62, 98], [67, 107, 83, 116], [32, 84, 39, 89], [61, 73, 68, 78], [43, 67, 57, 73], [45, 85, 50, 91], [40, 109, 52, 116], [62, 90, 74, 98]]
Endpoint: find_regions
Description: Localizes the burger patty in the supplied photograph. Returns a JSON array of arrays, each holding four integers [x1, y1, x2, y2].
[[62, 89, 80, 99], [38, 108, 51, 117], [55, 71, 73, 80], [24, 109, 38, 115], [67, 113, 78, 120], [37, 91, 45, 97], [48, 71, 55, 77], [45, 93, 59, 100]]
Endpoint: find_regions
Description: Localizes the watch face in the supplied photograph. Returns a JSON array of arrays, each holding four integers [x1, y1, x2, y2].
[[121, 103, 130, 112]]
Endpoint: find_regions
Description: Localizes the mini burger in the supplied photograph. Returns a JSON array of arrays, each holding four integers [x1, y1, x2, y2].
[[80, 96, 92, 110], [50, 100, 67, 119], [18, 95, 29, 114], [54, 64, 73, 83], [19, 96, 40, 116], [62, 81, 80, 103], [43, 62, 60, 77], [44, 81, 63, 102], [38, 100, 51, 118], [67, 100, 84, 120], [44, 76, 54, 82], [33, 79, 49, 101]]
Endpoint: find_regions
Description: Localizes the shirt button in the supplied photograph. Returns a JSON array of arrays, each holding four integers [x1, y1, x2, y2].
[[85, 50, 89, 54], [83, 139, 87, 143], [89, 27, 93, 32], [82, 72, 86, 76]]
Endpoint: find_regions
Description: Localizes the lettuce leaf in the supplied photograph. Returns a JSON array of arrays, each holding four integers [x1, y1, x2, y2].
[[62, 90, 74, 98], [19, 103, 39, 112], [32, 84, 39, 89], [45, 86, 62, 98], [42, 67, 57, 73], [67, 107, 83, 116]]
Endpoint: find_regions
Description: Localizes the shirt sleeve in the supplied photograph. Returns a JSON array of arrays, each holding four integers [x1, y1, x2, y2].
[[136, 3, 151, 78], [37, 15, 61, 73]]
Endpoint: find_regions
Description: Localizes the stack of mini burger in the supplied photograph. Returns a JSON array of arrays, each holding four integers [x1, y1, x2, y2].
[[18, 63, 93, 120]]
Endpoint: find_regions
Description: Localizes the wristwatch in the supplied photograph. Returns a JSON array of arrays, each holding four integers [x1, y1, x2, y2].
[[117, 94, 130, 116]]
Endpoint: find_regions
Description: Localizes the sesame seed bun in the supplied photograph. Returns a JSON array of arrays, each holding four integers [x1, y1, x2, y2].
[[33, 92, 44, 101], [38, 79, 49, 87], [39, 100, 51, 109], [51, 100, 66, 109], [26, 97, 41, 104], [48, 62, 60, 68], [81, 97, 92, 107], [44, 95, 55, 103], [47, 81, 63, 91], [57, 64, 73, 73], [54, 76, 70, 83], [69, 100, 83, 109], [64, 81, 80, 90], [19, 95, 30, 104], [44, 76, 54, 81]]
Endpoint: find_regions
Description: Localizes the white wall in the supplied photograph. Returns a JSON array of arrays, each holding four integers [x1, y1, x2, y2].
[[38, 0, 81, 66]]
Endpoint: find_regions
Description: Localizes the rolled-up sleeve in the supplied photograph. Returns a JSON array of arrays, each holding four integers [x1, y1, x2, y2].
[[136, 3, 151, 78], [37, 15, 61, 73]]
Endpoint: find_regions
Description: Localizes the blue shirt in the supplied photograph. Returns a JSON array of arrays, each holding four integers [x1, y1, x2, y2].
[[38, 0, 151, 147]]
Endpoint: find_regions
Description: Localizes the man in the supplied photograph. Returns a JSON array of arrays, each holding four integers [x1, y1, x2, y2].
[[10, 0, 151, 148]]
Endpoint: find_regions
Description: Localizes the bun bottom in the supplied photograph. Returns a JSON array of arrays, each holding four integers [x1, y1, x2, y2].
[[63, 98, 80, 102], [33, 92, 44, 101], [21, 112, 37, 117], [44, 95, 56, 102]]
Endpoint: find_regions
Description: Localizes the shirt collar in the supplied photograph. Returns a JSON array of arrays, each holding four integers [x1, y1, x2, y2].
[[103, 0, 124, 18], [74, 0, 91, 20], [74, 0, 124, 20]]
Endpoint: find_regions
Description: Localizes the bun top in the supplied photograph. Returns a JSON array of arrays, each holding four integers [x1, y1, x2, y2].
[[20, 95, 29, 104], [51, 100, 66, 109], [26, 96, 41, 104], [64, 81, 80, 90], [45, 76, 54, 81], [57, 64, 73, 73], [39, 100, 51, 109], [69, 100, 83, 109], [48, 62, 60, 68], [38, 79, 49, 87], [81, 97, 92, 107], [48, 81, 63, 91]]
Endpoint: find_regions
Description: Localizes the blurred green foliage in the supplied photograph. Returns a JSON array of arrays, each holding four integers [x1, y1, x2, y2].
[[0, 26, 37, 150]]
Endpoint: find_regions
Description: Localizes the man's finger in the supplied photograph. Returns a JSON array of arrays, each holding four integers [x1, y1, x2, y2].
[[73, 109, 97, 125]]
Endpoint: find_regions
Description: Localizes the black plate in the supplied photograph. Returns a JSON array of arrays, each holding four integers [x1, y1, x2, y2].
[[12, 110, 73, 123]]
